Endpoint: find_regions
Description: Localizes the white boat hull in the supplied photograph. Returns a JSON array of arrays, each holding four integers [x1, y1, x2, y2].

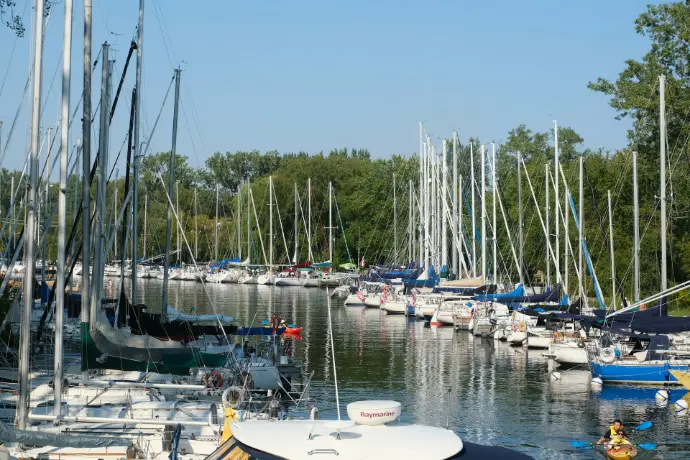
[[344, 294, 365, 306], [527, 335, 551, 349], [381, 301, 406, 315], [548, 342, 588, 364]]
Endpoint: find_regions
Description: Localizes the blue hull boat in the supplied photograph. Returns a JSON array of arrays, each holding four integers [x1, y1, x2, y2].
[[591, 361, 689, 385]]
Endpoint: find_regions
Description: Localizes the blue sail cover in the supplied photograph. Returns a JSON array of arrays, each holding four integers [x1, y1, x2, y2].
[[209, 257, 241, 269], [403, 264, 439, 288], [472, 284, 525, 302], [631, 316, 690, 334], [593, 297, 668, 321], [482, 284, 562, 305]]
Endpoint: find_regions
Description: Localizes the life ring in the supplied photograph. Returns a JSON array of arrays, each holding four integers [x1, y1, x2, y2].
[[553, 332, 563, 343], [222, 386, 245, 409], [600, 347, 616, 364], [203, 370, 224, 389], [518, 322, 527, 332]]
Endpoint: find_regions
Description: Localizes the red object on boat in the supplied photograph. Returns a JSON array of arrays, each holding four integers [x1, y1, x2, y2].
[[284, 327, 302, 335]]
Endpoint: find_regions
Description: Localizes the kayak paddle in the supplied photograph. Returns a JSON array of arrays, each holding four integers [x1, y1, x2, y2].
[[569, 441, 594, 449], [632, 421, 653, 432]]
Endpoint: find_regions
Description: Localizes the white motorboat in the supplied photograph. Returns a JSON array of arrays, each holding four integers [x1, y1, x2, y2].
[[344, 290, 366, 306]]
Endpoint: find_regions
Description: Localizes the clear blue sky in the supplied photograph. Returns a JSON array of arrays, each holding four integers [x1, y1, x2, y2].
[[0, 0, 665, 173]]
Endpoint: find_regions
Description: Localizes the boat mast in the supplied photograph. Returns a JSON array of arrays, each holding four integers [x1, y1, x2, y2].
[[131, 0, 144, 300], [161, 68, 181, 322], [393, 173, 397, 264], [329, 181, 333, 264], [452, 132, 458, 278], [143, 193, 147, 260], [431, 143, 437, 269], [247, 179, 251, 263], [491, 143, 497, 284], [91, 44, 110, 334], [81, 0, 92, 335], [608, 190, 616, 309], [215, 183, 219, 260], [113, 170, 118, 260], [470, 141, 476, 277], [237, 185, 241, 260], [408, 180, 413, 264], [632, 151, 639, 301], [659, 74, 667, 292], [17, 0, 45, 429], [294, 182, 298, 263], [441, 141, 448, 272], [517, 151, 524, 285], [480, 144, 486, 282], [424, 140, 430, 273], [418, 122, 424, 271], [554, 120, 559, 286], [564, 181, 569, 295], [194, 188, 198, 259], [175, 180, 179, 265], [307, 177, 312, 262], [54, 0, 73, 416], [578, 155, 584, 301], [269, 176, 273, 273], [545, 163, 550, 287]]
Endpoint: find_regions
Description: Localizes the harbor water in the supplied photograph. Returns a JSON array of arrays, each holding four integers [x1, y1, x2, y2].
[[125, 279, 690, 459]]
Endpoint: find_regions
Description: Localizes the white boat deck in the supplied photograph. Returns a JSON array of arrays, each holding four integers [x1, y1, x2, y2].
[[231, 419, 463, 459]]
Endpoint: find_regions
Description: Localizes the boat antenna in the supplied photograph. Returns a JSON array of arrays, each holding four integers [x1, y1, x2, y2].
[[326, 287, 341, 421]]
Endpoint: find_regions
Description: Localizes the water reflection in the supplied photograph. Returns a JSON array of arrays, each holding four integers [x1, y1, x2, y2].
[[128, 280, 690, 459]]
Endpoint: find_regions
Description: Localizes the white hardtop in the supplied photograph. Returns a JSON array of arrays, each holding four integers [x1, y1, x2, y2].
[[231, 419, 463, 459]]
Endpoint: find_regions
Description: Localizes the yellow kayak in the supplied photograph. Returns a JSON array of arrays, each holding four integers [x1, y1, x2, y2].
[[606, 444, 637, 460]]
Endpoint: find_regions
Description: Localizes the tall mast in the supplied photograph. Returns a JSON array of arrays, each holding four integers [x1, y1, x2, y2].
[[423, 142, 431, 273], [517, 151, 524, 285], [393, 173, 397, 264], [578, 155, 584, 301], [307, 178, 312, 262], [564, 181, 569, 294], [294, 183, 298, 263], [545, 164, 550, 287], [269, 176, 273, 271], [55, 0, 72, 412], [408, 180, 413, 263], [608, 190, 616, 309], [215, 183, 219, 260], [91, 45, 110, 336], [459, 174, 463, 278], [161, 68, 181, 322], [480, 145, 486, 282], [431, 143, 437, 268], [470, 142, 476, 277], [194, 188, 198, 259], [10, 177, 15, 251], [131, 0, 144, 300], [143, 194, 147, 259], [80, 0, 93, 337], [17, 0, 45, 429], [632, 151, 639, 301], [491, 143, 497, 284], [237, 185, 241, 260], [452, 132, 458, 278], [418, 122, 424, 269], [554, 120, 560, 285], [659, 75, 667, 292], [329, 182, 333, 264], [175, 180, 179, 264], [247, 179, 251, 262], [441, 141, 448, 271], [113, 171, 118, 259]]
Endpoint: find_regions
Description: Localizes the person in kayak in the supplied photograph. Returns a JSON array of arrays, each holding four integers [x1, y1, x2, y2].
[[596, 420, 631, 448]]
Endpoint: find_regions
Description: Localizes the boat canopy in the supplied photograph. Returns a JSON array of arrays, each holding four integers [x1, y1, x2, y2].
[[631, 315, 690, 334], [477, 284, 562, 304]]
